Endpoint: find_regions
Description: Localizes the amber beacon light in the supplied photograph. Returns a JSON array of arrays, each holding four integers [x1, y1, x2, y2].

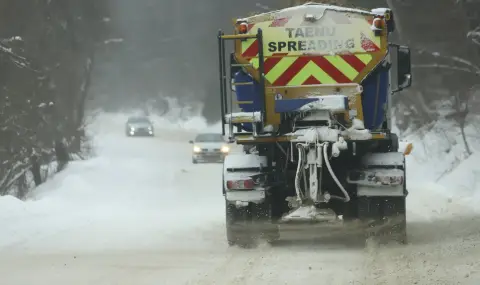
[[372, 17, 385, 29], [238, 22, 248, 34]]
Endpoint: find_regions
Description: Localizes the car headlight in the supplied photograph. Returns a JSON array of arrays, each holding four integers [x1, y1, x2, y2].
[[148, 126, 153, 130], [221, 145, 230, 153], [130, 126, 135, 130], [193, 146, 201, 153]]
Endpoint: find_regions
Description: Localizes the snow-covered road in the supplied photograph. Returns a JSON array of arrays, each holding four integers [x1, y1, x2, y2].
[[1, 113, 479, 285]]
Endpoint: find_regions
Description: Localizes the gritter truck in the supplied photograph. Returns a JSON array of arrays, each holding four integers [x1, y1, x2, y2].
[[217, 2, 413, 247]]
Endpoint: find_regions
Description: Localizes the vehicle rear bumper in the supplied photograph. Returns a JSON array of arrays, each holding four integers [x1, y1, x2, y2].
[[128, 130, 154, 136], [225, 190, 265, 203], [193, 152, 226, 163]]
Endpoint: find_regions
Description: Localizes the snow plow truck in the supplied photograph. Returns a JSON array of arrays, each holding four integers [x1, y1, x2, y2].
[[218, 2, 413, 247]]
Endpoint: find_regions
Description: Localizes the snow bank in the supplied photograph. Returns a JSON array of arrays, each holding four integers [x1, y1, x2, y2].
[[401, 117, 480, 213], [1, 96, 477, 254], [0, 195, 26, 215], [0, 107, 225, 253], [402, 119, 479, 182]]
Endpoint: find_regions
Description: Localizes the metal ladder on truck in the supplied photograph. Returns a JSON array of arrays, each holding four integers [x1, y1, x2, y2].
[[217, 29, 267, 142]]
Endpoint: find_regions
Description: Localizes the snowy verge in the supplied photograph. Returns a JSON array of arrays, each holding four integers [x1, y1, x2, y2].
[[398, 117, 480, 213], [0, 110, 225, 254], [2, 157, 60, 199]]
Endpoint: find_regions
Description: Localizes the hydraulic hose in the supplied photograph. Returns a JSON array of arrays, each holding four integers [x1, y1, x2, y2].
[[301, 146, 308, 195], [294, 143, 305, 202], [323, 142, 351, 202]]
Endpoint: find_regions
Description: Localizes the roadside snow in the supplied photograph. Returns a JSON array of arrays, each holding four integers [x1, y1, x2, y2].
[[0, 112, 225, 254], [0, 112, 479, 284], [401, 118, 480, 214]]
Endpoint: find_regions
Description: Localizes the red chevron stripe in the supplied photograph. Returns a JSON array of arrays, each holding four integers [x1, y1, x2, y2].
[[340, 54, 367, 72], [302, 75, 321, 85], [269, 17, 290, 27], [272, 56, 356, 86], [264, 53, 288, 73], [360, 33, 380, 52], [311, 57, 351, 83], [272, 57, 311, 86], [241, 39, 259, 57]]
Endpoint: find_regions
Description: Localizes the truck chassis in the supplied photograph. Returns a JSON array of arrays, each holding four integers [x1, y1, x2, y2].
[[223, 136, 408, 247]]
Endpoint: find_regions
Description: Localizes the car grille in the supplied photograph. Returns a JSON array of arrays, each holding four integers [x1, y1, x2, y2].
[[199, 148, 221, 154]]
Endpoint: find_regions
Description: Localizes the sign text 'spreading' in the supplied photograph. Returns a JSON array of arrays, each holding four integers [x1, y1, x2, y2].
[[267, 27, 355, 53]]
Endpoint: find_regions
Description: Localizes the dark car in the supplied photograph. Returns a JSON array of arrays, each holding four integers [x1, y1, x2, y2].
[[125, 116, 154, 137]]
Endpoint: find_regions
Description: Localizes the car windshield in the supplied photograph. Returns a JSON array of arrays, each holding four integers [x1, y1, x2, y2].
[[195, 133, 224, 143], [128, 117, 151, 124]]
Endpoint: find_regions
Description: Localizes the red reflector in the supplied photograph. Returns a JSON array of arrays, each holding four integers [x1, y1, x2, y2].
[[226, 179, 255, 190]]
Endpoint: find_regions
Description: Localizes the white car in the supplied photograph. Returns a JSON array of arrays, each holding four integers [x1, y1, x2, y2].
[[125, 116, 154, 137], [190, 133, 230, 164]]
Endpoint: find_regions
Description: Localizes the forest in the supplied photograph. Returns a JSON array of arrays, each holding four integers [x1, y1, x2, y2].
[[0, 0, 108, 196]]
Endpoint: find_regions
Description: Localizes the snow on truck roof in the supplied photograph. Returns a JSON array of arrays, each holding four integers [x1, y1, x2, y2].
[[238, 3, 389, 22]]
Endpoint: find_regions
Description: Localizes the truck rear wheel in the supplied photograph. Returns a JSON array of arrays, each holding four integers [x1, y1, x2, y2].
[[359, 196, 407, 245], [225, 200, 279, 247], [225, 201, 251, 247], [356, 150, 407, 245]]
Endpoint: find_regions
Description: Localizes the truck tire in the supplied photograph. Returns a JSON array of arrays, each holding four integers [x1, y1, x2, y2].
[[382, 197, 407, 244], [255, 201, 280, 244], [225, 200, 279, 247], [358, 151, 407, 245], [225, 201, 254, 247], [359, 196, 407, 245]]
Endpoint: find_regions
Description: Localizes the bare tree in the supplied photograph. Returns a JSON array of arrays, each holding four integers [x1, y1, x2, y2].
[[0, 0, 108, 196]]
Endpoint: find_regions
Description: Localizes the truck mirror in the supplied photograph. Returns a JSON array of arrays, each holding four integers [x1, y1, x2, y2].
[[390, 44, 412, 93], [397, 46, 412, 90]]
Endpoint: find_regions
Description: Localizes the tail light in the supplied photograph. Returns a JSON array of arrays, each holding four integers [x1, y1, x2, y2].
[[226, 179, 255, 190]]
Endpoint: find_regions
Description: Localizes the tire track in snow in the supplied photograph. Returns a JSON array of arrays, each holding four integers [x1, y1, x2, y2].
[[243, 243, 367, 285], [190, 243, 275, 285], [3, 112, 480, 284], [181, 180, 480, 284], [357, 183, 480, 284]]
